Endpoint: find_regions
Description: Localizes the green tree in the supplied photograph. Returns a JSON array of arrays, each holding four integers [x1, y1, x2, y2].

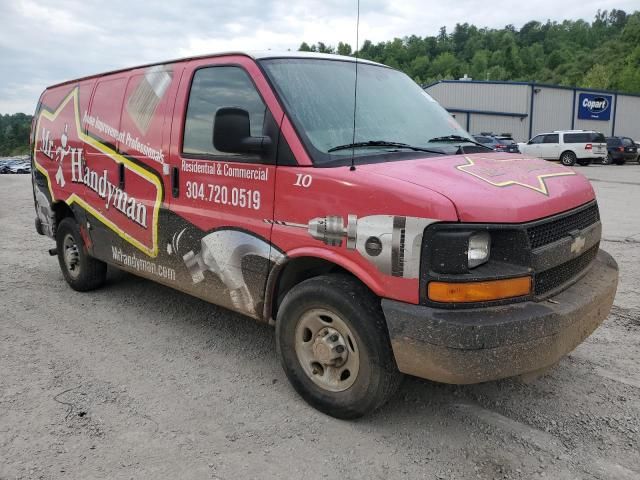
[[298, 9, 640, 94], [0, 113, 33, 156], [583, 64, 611, 89], [430, 52, 459, 78], [315, 42, 334, 54], [469, 50, 489, 80], [337, 42, 352, 56], [617, 46, 640, 91]]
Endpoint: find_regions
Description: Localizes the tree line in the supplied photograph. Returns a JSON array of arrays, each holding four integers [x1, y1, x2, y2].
[[0, 114, 32, 156], [3, 10, 639, 156], [299, 9, 640, 93]]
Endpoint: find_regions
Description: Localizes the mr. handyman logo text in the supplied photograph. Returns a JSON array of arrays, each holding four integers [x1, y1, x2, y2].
[[583, 96, 609, 113]]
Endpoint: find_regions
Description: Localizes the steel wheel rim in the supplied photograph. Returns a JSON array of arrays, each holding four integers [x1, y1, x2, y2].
[[294, 308, 360, 392], [63, 233, 81, 279], [562, 154, 573, 165]]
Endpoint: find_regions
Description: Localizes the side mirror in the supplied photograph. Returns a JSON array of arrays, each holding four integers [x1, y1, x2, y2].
[[213, 107, 271, 154]]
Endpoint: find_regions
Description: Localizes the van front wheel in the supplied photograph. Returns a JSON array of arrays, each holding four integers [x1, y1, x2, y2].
[[56, 218, 107, 291], [276, 274, 402, 419]]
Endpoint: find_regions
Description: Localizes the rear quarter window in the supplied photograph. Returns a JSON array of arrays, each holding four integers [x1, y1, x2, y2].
[[564, 133, 590, 143]]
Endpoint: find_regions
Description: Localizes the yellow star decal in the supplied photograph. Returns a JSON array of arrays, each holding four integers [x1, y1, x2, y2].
[[456, 156, 577, 196]]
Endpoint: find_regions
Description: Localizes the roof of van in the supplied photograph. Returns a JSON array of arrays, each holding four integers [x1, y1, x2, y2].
[[46, 51, 387, 89]]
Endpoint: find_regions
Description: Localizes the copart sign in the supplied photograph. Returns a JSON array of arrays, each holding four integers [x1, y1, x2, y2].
[[577, 93, 612, 121]]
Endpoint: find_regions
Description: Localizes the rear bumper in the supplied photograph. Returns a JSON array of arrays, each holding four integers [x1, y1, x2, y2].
[[382, 249, 618, 384], [610, 152, 637, 162], [578, 149, 605, 159]]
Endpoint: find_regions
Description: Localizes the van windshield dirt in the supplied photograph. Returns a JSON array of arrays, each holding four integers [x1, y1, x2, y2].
[[260, 58, 475, 166]]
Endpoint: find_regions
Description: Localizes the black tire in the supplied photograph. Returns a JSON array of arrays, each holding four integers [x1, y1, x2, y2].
[[56, 217, 107, 291], [603, 154, 613, 165], [276, 274, 402, 419], [614, 159, 626, 165], [560, 151, 576, 166]]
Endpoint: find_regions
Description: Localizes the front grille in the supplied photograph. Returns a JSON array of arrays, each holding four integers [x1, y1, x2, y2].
[[534, 244, 599, 295], [527, 203, 599, 249]]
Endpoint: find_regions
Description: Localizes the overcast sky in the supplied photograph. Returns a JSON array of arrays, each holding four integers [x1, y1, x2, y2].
[[1, 0, 638, 114]]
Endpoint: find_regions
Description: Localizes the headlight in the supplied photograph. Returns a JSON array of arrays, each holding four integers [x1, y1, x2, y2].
[[468, 231, 491, 268]]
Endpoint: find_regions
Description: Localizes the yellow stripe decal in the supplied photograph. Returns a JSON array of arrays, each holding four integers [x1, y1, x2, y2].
[[33, 87, 162, 258]]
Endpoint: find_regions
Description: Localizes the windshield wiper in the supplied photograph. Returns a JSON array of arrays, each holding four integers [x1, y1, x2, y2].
[[327, 140, 446, 155], [428, 135, 493, 150]]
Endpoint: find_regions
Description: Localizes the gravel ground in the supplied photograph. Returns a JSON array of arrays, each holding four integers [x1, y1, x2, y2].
[[1, 165, 639, 480]]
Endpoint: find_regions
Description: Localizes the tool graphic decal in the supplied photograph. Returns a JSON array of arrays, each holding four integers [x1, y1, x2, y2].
[[456, 156, 576, 196], [167, 227, 284, 316], [268, 215, 434, 279]]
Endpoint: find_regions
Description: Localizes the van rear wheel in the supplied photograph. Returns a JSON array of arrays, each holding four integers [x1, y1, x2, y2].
[[276, 274, 402, 419], [56, 218, 107, 291]]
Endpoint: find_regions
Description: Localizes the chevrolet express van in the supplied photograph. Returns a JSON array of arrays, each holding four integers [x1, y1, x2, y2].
[[31, 52, 618, 418]]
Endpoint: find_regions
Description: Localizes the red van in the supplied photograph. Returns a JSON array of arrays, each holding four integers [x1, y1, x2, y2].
[[31, 52, 618, 418]]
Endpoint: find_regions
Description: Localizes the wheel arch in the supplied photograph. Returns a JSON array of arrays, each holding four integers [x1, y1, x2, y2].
[[263, 250, 384, 324], [51, 201, 75, 232], [559, 149, 577, 160]]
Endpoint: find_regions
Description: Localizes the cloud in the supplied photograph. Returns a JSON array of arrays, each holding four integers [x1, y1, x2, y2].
[[1, 0, 638, 113]]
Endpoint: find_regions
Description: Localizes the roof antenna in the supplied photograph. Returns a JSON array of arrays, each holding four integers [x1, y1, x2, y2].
[[350, 0, 360, 172]]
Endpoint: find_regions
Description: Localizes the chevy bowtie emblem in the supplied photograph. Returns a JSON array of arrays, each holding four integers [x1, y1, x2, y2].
[[570, 235, 586, 254], [457, 156, 576, 195]]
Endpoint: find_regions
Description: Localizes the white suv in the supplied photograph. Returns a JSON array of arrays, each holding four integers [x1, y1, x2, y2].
[[519, 130, 607, 166]]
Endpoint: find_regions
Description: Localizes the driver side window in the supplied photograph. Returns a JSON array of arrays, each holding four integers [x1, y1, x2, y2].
[[182, 66, 267, 161], [529, 135, 544, 144]]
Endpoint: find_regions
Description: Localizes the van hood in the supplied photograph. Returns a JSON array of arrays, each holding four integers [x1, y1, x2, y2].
[[360, 153, 595, 223]]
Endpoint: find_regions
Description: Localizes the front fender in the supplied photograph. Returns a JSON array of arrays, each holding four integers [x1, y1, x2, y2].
[[262, 246, 388, 324]]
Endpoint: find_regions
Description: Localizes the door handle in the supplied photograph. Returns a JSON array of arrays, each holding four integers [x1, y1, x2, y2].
[[118, 163, 125, 190], [172, 166, 179, 197]]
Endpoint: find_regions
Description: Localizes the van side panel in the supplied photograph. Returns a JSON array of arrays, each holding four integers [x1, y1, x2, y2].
[[32, 79, 97, 238], [32, 54, 452, 320], [83, 66, 182, 272], [163, 56, 281, 319], [32, 58, 285, 321]]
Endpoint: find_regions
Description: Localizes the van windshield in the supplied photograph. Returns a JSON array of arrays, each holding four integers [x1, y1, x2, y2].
[[260, 58, 474, 166]]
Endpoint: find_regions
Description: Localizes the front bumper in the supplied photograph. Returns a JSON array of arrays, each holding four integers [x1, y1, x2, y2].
[[382, 249, 618, 384]]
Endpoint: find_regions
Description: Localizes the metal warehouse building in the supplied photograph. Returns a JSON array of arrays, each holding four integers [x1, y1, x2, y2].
[[425, 80, 640, 142]]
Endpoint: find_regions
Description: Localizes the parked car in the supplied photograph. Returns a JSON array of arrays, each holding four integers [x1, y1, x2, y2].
[[0, 158, 31, 174], [518, 130, 607, 166], [473, 133, 520, 153], [604, 136, 638, 165], [31, 51, 618, 418]]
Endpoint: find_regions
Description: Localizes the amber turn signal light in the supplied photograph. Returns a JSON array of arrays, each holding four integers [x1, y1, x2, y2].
[[428, 276, 532, 303]]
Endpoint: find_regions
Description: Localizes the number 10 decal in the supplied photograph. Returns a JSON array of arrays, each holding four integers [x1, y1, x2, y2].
[[294, 173, 312, 188]]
